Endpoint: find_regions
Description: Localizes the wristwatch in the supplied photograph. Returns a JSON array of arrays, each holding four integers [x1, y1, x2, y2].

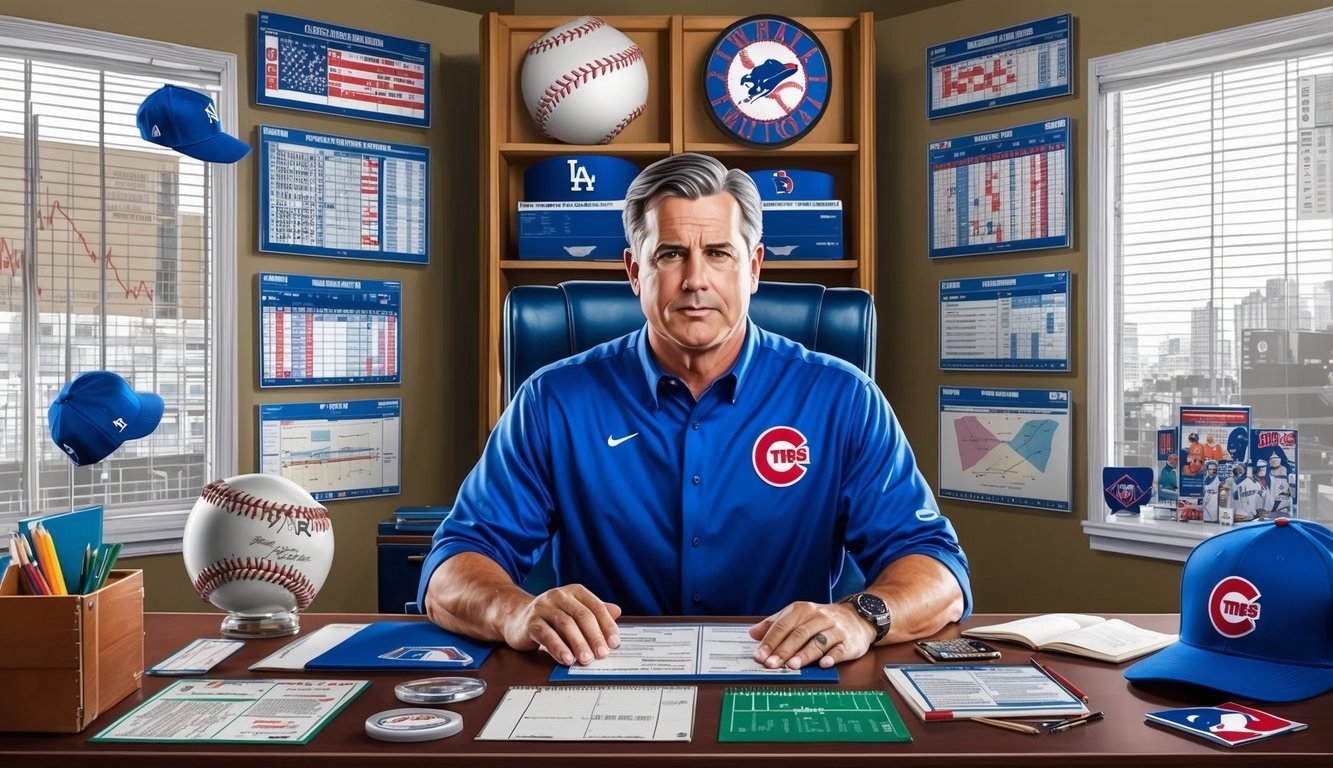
[[845, 592, 891, 643]]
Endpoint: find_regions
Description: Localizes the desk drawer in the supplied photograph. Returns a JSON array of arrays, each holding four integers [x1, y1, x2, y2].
[[377, 541, 429, 613]]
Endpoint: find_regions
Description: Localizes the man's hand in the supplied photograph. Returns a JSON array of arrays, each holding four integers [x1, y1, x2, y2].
[[502, 584, 623, 667], [748, 600, 875, 670]]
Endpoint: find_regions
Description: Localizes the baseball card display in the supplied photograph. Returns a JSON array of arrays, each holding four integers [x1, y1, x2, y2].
[[1156, 428, 1179, 501], [938, 386, 1072, 511], [703, 15, 831, 147], [938, 271, 1069, 370], [259, 273, 401, 388], [259, 399, 402, 501], [928, 119, 1071, 258], [926, 14, 1071, 119], [520, 16, 648, 145], [1251, 429, 1298, 518], [256, 11, 429, 126], [259, 126, 428, 263], [1178, 406, 1251, 519]]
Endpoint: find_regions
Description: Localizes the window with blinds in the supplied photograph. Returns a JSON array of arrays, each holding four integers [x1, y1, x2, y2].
[[1088, 8, 1333, 557], [0, 17, 237, 553]]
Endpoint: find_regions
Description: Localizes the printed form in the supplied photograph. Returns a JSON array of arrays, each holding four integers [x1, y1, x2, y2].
[[478, 686, 697, 741]]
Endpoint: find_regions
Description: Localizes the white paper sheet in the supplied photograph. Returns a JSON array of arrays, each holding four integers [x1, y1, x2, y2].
[[477, 686, 696, 741]]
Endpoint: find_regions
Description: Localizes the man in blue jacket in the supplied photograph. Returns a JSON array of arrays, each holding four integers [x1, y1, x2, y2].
[[419, 153, 970, 672]]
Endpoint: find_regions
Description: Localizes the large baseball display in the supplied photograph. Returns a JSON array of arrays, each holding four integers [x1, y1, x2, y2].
[[520, 16, 648, 145], [183, 474, 334, 637]]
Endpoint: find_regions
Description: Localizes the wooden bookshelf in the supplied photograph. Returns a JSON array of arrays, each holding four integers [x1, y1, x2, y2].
[[480, 12, 876, 435]]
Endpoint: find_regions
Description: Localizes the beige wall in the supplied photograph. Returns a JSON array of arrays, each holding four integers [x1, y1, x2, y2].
[[1, 0, 1325, 615]]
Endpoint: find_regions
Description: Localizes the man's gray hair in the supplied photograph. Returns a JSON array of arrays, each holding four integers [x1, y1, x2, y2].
[[622, 153, 763, 259]]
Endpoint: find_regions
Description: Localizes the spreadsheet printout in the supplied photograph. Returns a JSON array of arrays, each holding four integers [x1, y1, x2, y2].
[[260, 273, 401, 387]]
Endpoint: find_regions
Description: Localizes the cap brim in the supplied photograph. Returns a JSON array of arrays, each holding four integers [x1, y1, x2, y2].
[[122, 391, 164, 439], [174, 131, 251, 163], [1125, 639, 1333, 702]]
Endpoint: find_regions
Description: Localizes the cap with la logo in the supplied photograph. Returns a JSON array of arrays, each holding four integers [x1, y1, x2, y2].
[[47, 371, 164, 466], [1125, 517, 1333, 701], [135, 84, 251, 163]]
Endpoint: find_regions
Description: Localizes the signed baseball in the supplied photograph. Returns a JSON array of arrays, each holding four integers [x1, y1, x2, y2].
[[183, 474, 334, 617], [520, 16, 648, 145]]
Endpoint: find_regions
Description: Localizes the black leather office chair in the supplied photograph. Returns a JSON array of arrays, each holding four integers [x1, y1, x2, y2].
[[504, 280, 876, 600]]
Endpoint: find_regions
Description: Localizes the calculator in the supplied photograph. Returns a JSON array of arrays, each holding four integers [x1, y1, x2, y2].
[[915, 638, 1002, 662]]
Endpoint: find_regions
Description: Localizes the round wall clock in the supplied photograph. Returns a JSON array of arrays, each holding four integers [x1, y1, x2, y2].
[[703, 15, 831, 148]]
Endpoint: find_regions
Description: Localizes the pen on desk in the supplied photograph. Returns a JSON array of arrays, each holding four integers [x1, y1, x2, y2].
[[970, 716, 1042, 735], [1050, 712, 1104, 733], [1030, 656, 1090, 702]]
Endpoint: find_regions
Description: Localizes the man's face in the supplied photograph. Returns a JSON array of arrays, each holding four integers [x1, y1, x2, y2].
[[626, 192, 762, 356], [1167, 455, 1178, 468]]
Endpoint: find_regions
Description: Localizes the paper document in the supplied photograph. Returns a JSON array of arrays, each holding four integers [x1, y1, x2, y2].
[[554, 624, 834, 680], [249, 623, 367, 671], [91, 679, 369, 744], [477, 686, 696, 741], [884, 664, 1088, 720], [148, 638, 244, 676]]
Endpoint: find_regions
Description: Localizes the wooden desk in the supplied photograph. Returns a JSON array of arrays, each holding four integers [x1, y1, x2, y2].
[[1, 613, 1328, 766]]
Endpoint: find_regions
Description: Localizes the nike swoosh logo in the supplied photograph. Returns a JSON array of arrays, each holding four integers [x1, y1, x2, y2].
[[607, 432, 640, 447]]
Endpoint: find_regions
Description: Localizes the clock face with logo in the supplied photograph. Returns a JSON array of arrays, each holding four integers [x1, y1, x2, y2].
[[703, 15, 831, 148]]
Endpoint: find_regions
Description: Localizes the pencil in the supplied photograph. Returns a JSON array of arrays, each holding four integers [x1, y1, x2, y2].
[[1030, 656, 1090, 702], [36, 525, 68, 595], [971, 716, 1042, 735]]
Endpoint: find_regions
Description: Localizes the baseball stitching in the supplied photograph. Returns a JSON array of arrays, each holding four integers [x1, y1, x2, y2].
[[525, 16, 607, 57], [533, 45, 645, 137], [200, 478, 331, 533], [601, 102, 646, 145], [193, 557, 318, 610]]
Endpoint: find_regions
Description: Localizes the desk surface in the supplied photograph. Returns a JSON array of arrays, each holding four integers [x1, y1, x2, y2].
[[1, 613, 1328, 766]]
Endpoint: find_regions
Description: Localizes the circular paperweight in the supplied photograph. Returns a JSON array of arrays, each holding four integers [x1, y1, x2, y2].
[[365, 708, 463, 742], [220, 611, 299, 638], [395, 676, 487, 705]]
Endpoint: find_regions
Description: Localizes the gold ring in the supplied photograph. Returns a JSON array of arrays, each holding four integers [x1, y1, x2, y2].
[[814, 633, 828, 646]]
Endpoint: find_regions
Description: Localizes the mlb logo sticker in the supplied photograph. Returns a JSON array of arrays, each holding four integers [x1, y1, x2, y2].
[[1209, 575, 1261, 638], [752, 425, 810, 487]]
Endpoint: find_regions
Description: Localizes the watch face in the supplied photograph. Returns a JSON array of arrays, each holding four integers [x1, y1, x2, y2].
[[854, 593, 887, 618], [703, 15, 831, 147]]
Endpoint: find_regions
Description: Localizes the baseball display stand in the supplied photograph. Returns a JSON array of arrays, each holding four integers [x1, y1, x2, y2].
[[183, 474, 335, 637]]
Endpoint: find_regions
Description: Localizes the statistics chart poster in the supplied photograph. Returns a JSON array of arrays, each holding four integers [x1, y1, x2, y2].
[[939, 270, 1069, 371], [928, 118, 1070, 259], [259, 126, 428, 263], [259, 399, 401, 501], [256, 11, 430, 126], [259, 273, 401, 388], [939, 386, 1072, 512], [926, 14, 1071, 119]]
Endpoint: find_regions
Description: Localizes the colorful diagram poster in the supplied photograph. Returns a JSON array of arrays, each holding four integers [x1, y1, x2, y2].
[[259, 273, 401, 388], [939, 270, 1069, 370], [929, 118, 1071, 259], [927, 14, 1071, 119], [259, 399, 401, 501], [259, 126, 428, 263], [939, 387, 1072, 511], [256, 11, 430, 126]]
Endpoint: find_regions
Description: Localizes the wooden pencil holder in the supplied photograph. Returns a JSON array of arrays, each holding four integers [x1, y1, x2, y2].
[[0, 565, 144, 733]]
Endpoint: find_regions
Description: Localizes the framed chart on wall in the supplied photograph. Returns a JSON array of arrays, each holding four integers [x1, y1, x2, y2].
[[926, 14, 1071, 119], [259, 399, 402, 501], [256, 10, 430, 126], [258, 126, 429, 263], [928, 118, 1071, 259]]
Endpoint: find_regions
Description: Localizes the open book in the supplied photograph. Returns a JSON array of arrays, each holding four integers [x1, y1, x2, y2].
[[961, 614, 1176, 663]]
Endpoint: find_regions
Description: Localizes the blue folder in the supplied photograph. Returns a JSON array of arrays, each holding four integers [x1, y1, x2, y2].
[[305, 621, 494, 671], [18, 506, 103, 589]]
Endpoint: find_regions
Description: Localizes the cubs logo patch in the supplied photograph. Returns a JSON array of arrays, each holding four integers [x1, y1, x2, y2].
[[703, 15, 831, 147], [752, 425, 810, 487], [1208, 575, 1261, 638]]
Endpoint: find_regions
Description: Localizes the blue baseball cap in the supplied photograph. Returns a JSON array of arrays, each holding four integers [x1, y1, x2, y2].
[[48, 371, 164, 466], [136, 85, 250, 163], [1125, 518, 1333, 702]]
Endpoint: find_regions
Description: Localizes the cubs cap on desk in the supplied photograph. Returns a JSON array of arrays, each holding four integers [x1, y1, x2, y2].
[[48, 371, 164, 466], [136, 84, 251, 163], [1125, 518, 1333, 702]]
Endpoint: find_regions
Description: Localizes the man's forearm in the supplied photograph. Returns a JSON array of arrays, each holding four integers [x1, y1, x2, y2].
[[423, 552, 532, 644], [864, 553, 965, 644]]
